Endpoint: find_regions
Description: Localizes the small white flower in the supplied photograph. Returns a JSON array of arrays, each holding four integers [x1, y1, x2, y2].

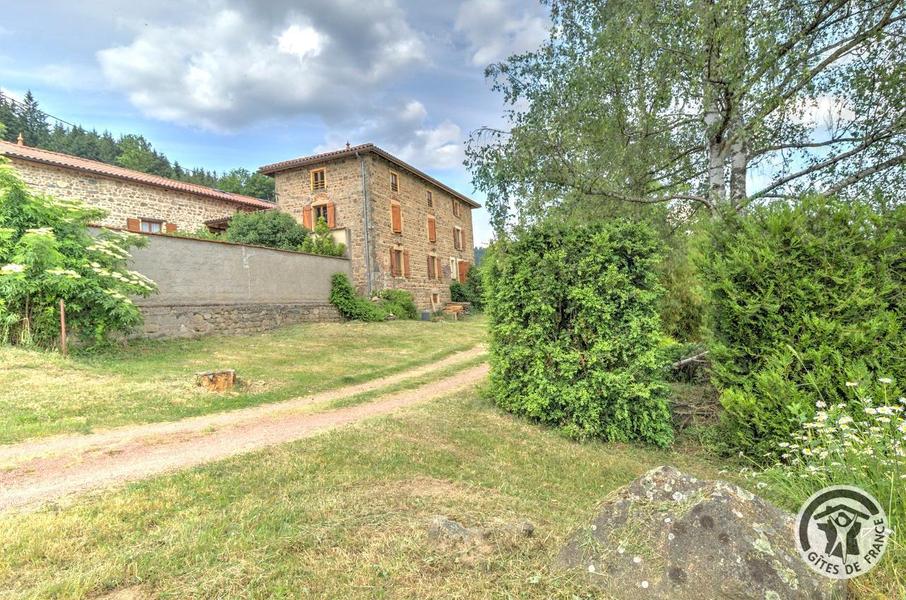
[[641, 580, 649, 589], [633, 556, 642, 564], [588, 564, 596, 573], [816, 401, 827, 409], [846, 381, 859, 388], [1, 263, 24, 274], [879, 377, 893, 385]]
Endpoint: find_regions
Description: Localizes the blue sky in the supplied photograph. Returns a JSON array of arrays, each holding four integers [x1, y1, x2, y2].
[[0, 1, 552, 245]]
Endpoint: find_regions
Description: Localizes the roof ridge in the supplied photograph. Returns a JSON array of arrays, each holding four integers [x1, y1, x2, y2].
[[258, 143, 481, 208], [0, 139, 273, 209]]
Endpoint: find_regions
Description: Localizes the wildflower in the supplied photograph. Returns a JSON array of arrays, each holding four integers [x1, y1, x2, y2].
[[846, 381, 859, 388], [865, 407, 878, 415], [25, 227, 53, 236], [838, 416, 853, 426], [816, 400, 827, 409], [879, 377, 893, 385]]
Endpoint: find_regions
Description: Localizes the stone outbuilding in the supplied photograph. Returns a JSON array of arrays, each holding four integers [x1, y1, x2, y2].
[[0, 138, 273, 233]]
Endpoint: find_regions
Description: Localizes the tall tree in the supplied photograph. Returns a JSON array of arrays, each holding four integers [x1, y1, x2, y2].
[[468, 0, 906, 231], [18, 91, 50, 146]]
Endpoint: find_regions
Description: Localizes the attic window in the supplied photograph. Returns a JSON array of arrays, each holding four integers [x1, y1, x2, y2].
[[390, 171, 400, 192], [426, 190, 433, 207], [311, 168, 326, 191], [452, 199, 462, 218]]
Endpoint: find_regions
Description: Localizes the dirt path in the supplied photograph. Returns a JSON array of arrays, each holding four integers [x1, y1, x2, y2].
[[0, 350, 488, 512]]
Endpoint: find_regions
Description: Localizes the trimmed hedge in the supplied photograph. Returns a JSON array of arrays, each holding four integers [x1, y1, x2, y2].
[[485, 221, 673, 447], [699, 196, 906, 458]]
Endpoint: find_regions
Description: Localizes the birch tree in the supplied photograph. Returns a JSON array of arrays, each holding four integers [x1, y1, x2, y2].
[[467, 0, 906, 230]]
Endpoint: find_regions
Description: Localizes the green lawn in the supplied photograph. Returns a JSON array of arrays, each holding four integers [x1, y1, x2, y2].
[[0, 388, 727, 599], [0, 319, 486, 444]]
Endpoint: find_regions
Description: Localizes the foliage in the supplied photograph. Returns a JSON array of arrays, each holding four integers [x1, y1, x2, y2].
[[300, 217, 346, 257], [485, 220, 673, 447], [168, 227, 224, 242], [659, 227, 705, 342], [699, 195, 906, 458], [0, 159, 155, 347], [467, 0, 905, 233], [450, 264, 484, 310], [329, 273, 386, 322], [753, 381, 905, 598], [225, 210, 309, 251], [377, 289, 418, 320], [0, 90, 275, 200]]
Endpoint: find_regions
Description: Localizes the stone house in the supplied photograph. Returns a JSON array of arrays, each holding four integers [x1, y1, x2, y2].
[[259, 144, 479, 310], [0, 139, 273, 233]]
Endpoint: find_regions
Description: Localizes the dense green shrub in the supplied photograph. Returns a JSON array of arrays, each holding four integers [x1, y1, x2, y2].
[[485, 220, 673, 447], [0, 160, 155, 347], [659, 229, 705, 342], [329, 273, 386, 322], [699, 196, 906, 458], [225, 210, 308, 250], [377, 289, 418, 320], [450, 264, 484, 309], [300, 217, 346, 257]]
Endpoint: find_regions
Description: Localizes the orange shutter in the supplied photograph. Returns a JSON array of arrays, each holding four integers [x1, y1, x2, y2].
[[427, 216, 436, 242], [165, 223, 178, 234], [302, 206, 313, 229], [458, 261, 469, 283], [326, 202, 336, 228], [126, 218, 140, 232], [391, 203, 402, 233], [403, 250, 411, 278]]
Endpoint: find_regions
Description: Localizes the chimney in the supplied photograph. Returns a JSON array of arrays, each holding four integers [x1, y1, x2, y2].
[[16, 132, 24, 146]]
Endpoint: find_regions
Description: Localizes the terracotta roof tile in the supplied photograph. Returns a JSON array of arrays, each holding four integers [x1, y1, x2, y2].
[[259, 143, 481, 208], [0, 140, 274, 209]]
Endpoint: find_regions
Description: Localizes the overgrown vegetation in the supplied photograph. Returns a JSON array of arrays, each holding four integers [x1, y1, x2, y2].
[[0, 160, 155, 347], [486, 221, 673, 447], [0, 90, 275, 200], [224, 210, 309, 251], [450, 263, 484, 310], [699, 196, 906, 458], [329, 273, 386, 322], [377, 289, 418, 320], [299, 217, 346, 257]]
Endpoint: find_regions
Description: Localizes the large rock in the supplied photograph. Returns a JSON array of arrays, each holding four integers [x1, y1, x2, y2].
[[556, 466, 845, 599]]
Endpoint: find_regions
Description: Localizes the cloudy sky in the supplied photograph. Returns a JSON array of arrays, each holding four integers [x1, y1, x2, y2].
[[1, 0, 553, 245]]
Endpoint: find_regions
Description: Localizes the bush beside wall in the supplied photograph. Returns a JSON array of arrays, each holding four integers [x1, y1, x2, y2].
[[485, 221, 673, 447], [699, 196, 906, 458]]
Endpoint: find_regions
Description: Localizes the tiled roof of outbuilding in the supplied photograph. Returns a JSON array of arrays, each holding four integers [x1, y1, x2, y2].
[[0, 140, 274, 209]]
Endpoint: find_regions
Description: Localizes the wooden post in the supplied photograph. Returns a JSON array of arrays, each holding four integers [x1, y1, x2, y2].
[[59, 299, 67, 357]]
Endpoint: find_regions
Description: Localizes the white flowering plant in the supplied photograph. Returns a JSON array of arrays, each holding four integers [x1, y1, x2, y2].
[[751, 378, 905, 595], [0, 159, 156, 347]]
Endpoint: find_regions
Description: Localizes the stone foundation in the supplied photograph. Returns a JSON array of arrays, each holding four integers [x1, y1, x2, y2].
[[137, 303, 342, 339]]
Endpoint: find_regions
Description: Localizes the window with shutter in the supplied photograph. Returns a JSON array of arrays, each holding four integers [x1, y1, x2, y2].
[[391, 201, 402, 233], [390, 249, 402, 277], [314, 204, 328, 224], [390, 171, 399, 192], [427, 255, 436, 279], [302, 206, 313, 229], [453, 226, 463, 250], [311, 168, 326, 190], [452, 199, 461, 218], [426, 190, 433, 207], [140, 219, 163, 233], [427, 216, 436, 242]]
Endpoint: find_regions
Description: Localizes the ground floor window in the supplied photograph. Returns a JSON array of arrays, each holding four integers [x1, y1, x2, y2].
[[141, 219, 162, 233]]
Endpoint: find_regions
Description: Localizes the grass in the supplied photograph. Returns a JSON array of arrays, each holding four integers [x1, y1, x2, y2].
[[0, 318, 487, 444], [0, 389, 727, 599]]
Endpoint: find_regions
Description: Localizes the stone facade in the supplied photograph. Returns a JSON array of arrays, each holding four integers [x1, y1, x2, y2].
[[272, 150, 476, 310], [8, 157, 258, 232], [138, 303, 341, 339]]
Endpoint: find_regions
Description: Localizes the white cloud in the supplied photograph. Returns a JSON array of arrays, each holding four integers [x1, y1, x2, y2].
[[97, 2, 427, 131], [455, 0, 549, 66], [318, 99, 465, 170]]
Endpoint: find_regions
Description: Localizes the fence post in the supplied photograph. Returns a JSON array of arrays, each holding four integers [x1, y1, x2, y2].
[[59, 299, 67, 356]]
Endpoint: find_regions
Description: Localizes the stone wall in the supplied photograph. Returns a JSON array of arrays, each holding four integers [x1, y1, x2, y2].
[[139, 303, 341, 339], [272, 152, 476, 310], [10, 158, 255, 232], [104, 230, 352, 338]]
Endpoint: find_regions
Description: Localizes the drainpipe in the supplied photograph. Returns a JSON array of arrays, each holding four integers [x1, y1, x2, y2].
[[356, 151, 374, 297]]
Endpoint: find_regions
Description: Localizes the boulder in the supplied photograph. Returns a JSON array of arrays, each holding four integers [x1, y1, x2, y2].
[[556, 466, 845, 600]]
